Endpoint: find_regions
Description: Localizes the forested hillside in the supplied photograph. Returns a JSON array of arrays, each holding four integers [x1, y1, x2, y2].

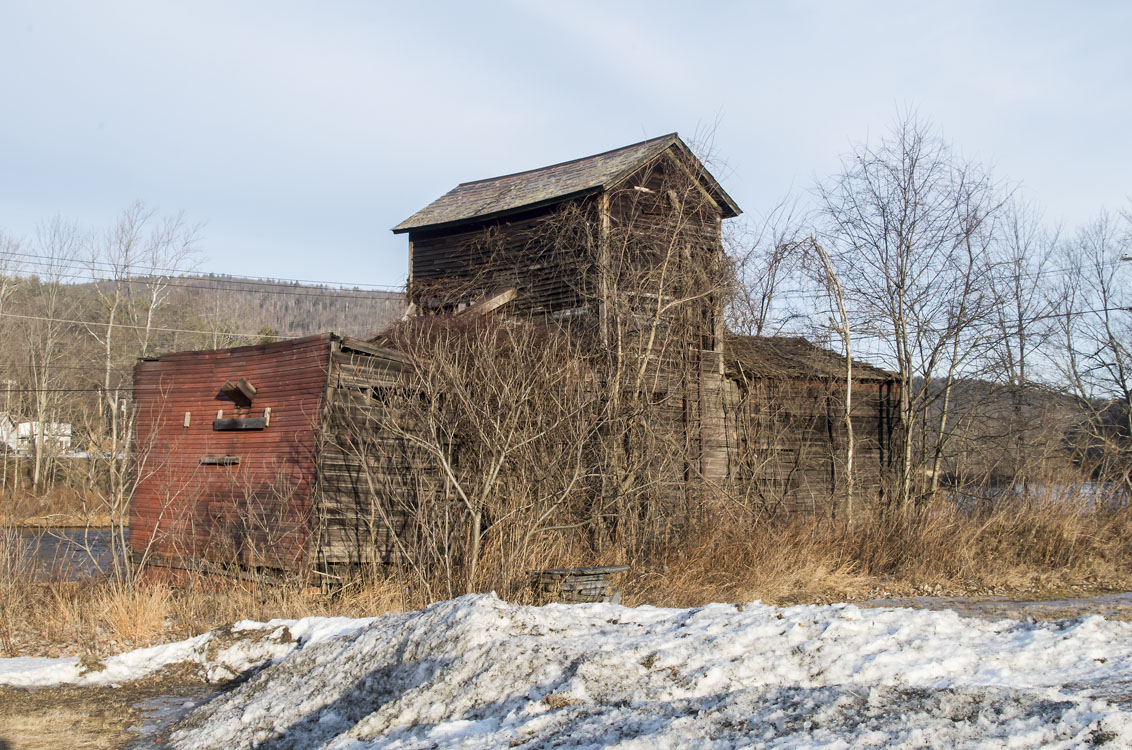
[[120, 273, 405, 342]]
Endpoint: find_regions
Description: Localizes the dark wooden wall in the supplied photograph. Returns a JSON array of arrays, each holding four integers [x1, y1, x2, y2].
[[408, 203, 593, 319], [723, 376, 898, 514], [308, 340, 432, 571]]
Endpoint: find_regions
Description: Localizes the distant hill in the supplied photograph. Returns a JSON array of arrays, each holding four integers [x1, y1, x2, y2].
[[161, 274, 406, 340], [83, 273, 406, 343]]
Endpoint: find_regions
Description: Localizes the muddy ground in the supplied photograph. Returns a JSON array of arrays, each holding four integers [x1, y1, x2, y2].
[[0, 664, 218, 750], [2, 592, 1130, 750]]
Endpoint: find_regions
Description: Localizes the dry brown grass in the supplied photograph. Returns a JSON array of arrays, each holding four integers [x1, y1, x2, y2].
[[2, 485, 117, 527], [97, 582, 173, 643], [623, 494, 1132, 607], [0, 569, 414, 659], [2, 491, 1131, 659]]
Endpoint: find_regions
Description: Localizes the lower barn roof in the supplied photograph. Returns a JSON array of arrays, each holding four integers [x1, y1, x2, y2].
[[725, 334, 895, 383]]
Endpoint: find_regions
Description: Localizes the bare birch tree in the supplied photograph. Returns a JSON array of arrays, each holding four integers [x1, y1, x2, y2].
[[22, 218, 82, 492], [801, 236, 857, 518], [85, 202, 199, 574]]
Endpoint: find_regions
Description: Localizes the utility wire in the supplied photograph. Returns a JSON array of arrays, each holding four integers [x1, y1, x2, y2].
[[0, 248, 406, 291], [0, 311, 313, 340]]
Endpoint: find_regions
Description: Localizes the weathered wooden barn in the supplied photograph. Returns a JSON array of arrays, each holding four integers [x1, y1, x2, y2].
[[129, 134, 899, 579], [723, 335, 898, 513], [129, 334, 418, 576]]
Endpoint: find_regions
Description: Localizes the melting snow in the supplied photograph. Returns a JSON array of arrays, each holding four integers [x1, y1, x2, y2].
[[4, 594, 1132, 747]]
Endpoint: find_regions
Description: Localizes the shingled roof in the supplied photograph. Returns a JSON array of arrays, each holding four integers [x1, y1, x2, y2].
[[725, 334, 895, 383], [393, 133, 741, 234]]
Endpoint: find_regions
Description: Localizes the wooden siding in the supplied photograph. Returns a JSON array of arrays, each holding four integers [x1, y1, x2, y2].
[[308, 341, 435, 570], [408, 204, 593, 318], [130, 334, 334, 571], [723, 375, 898, 514]]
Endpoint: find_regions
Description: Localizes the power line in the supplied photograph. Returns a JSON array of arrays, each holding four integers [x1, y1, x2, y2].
[[0, 311, 308, 340], [0, 248, 406, 291], [2, 260, 407, 303]]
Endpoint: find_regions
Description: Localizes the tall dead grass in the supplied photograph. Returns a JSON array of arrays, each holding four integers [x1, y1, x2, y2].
[[1, 485, 113, 526], [3, 489, 1131, 659], [625, 493, 1132, 607]]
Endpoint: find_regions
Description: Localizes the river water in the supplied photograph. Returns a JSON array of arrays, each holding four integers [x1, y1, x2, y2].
[[12, 527, 120, 580]]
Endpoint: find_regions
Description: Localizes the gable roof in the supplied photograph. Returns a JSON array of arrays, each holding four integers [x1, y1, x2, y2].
[[392, 133, 741, 234], [725, 334, 895, 383]]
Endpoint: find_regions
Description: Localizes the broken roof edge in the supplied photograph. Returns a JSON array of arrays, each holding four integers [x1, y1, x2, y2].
[[391, 186, 604, 236], [134, 332, 410, 366], [392, 132, 741, 234]]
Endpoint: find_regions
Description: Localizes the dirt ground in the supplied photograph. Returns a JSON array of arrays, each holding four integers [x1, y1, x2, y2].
[[0, 664, 218, 750], [857, 590, 1132, 622], [2, 591, 1131, 750]]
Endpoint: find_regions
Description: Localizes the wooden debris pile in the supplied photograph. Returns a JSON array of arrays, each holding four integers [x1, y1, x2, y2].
[[532, 565, 629, 604]]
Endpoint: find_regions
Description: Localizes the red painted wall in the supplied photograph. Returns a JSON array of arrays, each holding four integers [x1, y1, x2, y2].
[[129, 334, 333, 571]]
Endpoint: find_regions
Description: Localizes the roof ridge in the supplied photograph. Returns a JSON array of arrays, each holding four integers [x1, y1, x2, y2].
[[454, 133, 679, 188]]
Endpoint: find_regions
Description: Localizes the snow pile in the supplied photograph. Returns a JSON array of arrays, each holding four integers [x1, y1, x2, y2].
[[159, 595, 1132, 749], [3, 594, 1131, 747], [0, 615, 374, 687]]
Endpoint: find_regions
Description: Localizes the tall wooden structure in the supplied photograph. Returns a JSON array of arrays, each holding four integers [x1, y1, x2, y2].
[[394, 134, 897, 501], [395, 134, 744, 488]]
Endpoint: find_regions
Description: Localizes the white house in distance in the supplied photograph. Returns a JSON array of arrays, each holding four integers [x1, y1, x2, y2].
[[0, 414, 73, 454], [0, 413, 15, 453]]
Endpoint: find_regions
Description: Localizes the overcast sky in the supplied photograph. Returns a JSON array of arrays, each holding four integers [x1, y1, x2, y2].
[[1, 1, 1128, 289]]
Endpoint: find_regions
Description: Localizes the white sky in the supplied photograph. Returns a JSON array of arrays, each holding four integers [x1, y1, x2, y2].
[[1, 1, 1128, 289]]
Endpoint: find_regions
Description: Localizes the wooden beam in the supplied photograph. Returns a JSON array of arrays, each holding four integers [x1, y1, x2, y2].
[[199, 455, 240, 466], [457, 287, 516, 318], [221, 378, 257, 408], [339, 337, 384, 356]]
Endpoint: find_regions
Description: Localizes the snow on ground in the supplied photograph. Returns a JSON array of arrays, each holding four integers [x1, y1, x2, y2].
[[5, 595, 1132, 748], [0, 616, 374, 687]]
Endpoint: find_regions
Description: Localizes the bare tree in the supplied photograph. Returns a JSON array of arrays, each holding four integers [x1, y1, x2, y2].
[[815, 114, 1005, 508], [726, 199, 806, 337], [0, 232, 24, 494], [22, 218, 83, 492], [328, 318, 595, 598], [84, 202, 200, 575], [1055, 210, 1132, 492], [801, 237, 857, 518], [983, 198, 1061, 489]]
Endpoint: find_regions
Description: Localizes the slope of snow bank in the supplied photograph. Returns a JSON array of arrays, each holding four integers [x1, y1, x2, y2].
[[0, 615, 375, 687], [3, 595, 1131, 747], [163, 595, 1132, 749]]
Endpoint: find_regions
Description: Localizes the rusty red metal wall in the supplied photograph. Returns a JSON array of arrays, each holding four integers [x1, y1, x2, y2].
[[129, 334, 333, 571]]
